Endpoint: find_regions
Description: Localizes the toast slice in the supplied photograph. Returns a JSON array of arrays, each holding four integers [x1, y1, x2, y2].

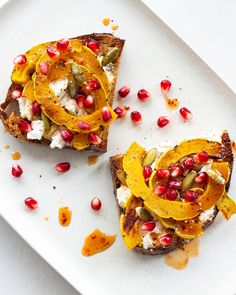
[[0, 33, 125, 152], [110, 131, 234, 255]]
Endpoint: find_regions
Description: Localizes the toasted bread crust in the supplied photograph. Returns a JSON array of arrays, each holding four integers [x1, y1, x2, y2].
[[110, 131, 233, 255], [0, 33, 125, 152]]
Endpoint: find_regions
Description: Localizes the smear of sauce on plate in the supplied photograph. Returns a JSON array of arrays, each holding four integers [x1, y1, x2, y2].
[[12, 151, 21, 160], [81, 229, 116, 256], [167, 98, 180, 110], [88, 155, 99, 165], [58, 207, 72, 227], [111, 25, 119, 31], [102, 17, 110, 26], [164, 239, 200, 270]]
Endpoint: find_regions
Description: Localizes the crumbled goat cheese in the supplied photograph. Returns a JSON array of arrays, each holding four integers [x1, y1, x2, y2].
[[142, 222, 164, 249], [50, 131, 67, 149], [117, 185, 131, 208], [49, 78, 69, 100], [18, 97, 33, 121], [199, 207, 216, 223], [27, 120, 45, 140]]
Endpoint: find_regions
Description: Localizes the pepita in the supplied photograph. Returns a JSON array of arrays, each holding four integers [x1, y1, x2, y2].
[[68, 77, 77, 97], [116, 169, 127, 186], [136, 207, 153, 221], [43, 124, 58, 139], [71, 62, 83, 75], [41, 112, 51, 131], [182, 170, 197, 191], [102, 47, 118, 66], [142, 148, 157, 167], [207, 169, 225, 185], [75, 74, 86, 86]]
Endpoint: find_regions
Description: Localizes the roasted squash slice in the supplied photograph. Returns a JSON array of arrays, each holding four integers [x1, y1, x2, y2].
[[216, 193, 236, 219]]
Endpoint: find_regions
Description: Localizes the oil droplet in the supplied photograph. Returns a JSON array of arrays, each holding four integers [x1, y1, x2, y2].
[[58, 207, 72, 227], [167, 98, 179, 110], [88, 155, 98, 165], [102, 17, 110, 26], [44, 216, 49, 222], [4, 144, 10, 149], [111, 25, 119, 31], [12, 151, 21, 160]]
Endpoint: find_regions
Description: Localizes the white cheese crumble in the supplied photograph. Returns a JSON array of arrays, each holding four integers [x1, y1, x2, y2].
[[142, 222, 164, 249], [199, 207, 216, 223], [60, 91, 78, 115], [27, 120, 45, 140], [49, 78, 69, 100], [50, 131, 67, 149], [103, 67, 114, 84], [18, 97, 33, 121], [116, 185, 131, 208]]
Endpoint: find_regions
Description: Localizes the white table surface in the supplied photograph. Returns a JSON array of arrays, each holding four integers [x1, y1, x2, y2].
[[0, 0, 235, 294]]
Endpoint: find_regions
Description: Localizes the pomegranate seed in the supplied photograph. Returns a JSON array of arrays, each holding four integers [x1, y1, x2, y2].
[[57, 38, 70, 51], [32, 101, 41, 116], [166, 188, 178, 201], [170, 165, 183, 177], [75, 94, 86, 108], [185, 189, 198, 202], [114, 106, 128, 118], [60, 129, 74, 143], [154, 185, 167, 195], [141, 221, 156, 232], [179, 107, 192, 121], [55, 162, 70, 173], [83, 95, 94, 108], [143, 166, 152, 179], [88, 133, 102, 145], [118, 85, 130, 98], [183, 157, 195, 169], [157, 116, 170, 128], [102, 107, 112, 122], [87, 78, 101, 90], [160, 80, 171, 96], [87, 40, 99, 54], [11, 164, 23, 177], [11, 89, 22, 99], [168, 179, 182, 190], [137, 89, 151, 101], [39, 62, 49, 75], [159, 233, 173, 246], [91, 197, 102, 211], [130, 111, 142, 125], [24, 197, 38, 210], [18, 119, 32, 133], [195, 172, 208, 183], [13, 54, 27, 65], [195, 151, 209, 164], [156, 169, 170, 180], [47, 45, 60, 58], [78, 121, 91, 130]]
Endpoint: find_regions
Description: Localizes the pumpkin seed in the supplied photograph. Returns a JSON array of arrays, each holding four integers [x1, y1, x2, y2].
[[135, 207, 153, 221], [142, 148, 157, 167], [116, 170, 127, 186], [68, 77, 77, 97], [41, 112, 51, 131], [102, 47, 119, 66], [207, 169, 225, 184], [71, 62, 83, 75], [75, 74, 86, 86], [182, 170, 197, 191], [44, 124, 58, 139], [193, 164, 203, 172]]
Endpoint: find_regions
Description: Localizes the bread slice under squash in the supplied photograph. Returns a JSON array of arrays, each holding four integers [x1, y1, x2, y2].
[[110, 131, 234, 255], [0, 33, 125, 152]]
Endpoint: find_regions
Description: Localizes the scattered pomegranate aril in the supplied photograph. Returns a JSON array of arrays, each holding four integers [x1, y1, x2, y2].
[[118, 85, 130, 98], [11, 89, 22, 99], [12, 164, 23, 177], [183, 157, 195, 169], [32, 101, 41, 116], [185, 189, 198, 202], [87, 78, 101, 90], [130, 111, 142, 125], [57, 38, 70, 51], [166, 188, 178, 201], [160, 79, 171, 97], [154, 185, 167, 196], [157, 116, 170, 128], [60, 129, 74, 143], [39, 62, 49, 75], [83, 95, 94, 108], [170, 165, 184, 178], [156, 169, 170, 180], [46, 45, 60, 58], [91, 197, 102, 211], [87, 40, 99, 54], [143, 166, 153, 179], [102, 107, 112, 122], [88, 133, 102, 145], [13, 54, 27, 65], [114, 106, 128, 118], [78, 121, 91, 130], [55, 162, 70, 173], [24, 197, 38, 210], [159, 233, 173, 246], [195, 151, 209, 164], [75, 94, 86, 108], [168, 179, 182, 190], [18, 119, 32, 133], [179, 107, 192, 121], [141, 221, 156, 232], [137, 89, 151, 101], [195, 172, 208, 183]]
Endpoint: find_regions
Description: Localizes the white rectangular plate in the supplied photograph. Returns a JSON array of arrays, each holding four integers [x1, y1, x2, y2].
[[0, 0, 236, 294]]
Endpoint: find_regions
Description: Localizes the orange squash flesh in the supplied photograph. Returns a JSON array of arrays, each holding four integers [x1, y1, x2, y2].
[[216, 193, 236, 219]]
